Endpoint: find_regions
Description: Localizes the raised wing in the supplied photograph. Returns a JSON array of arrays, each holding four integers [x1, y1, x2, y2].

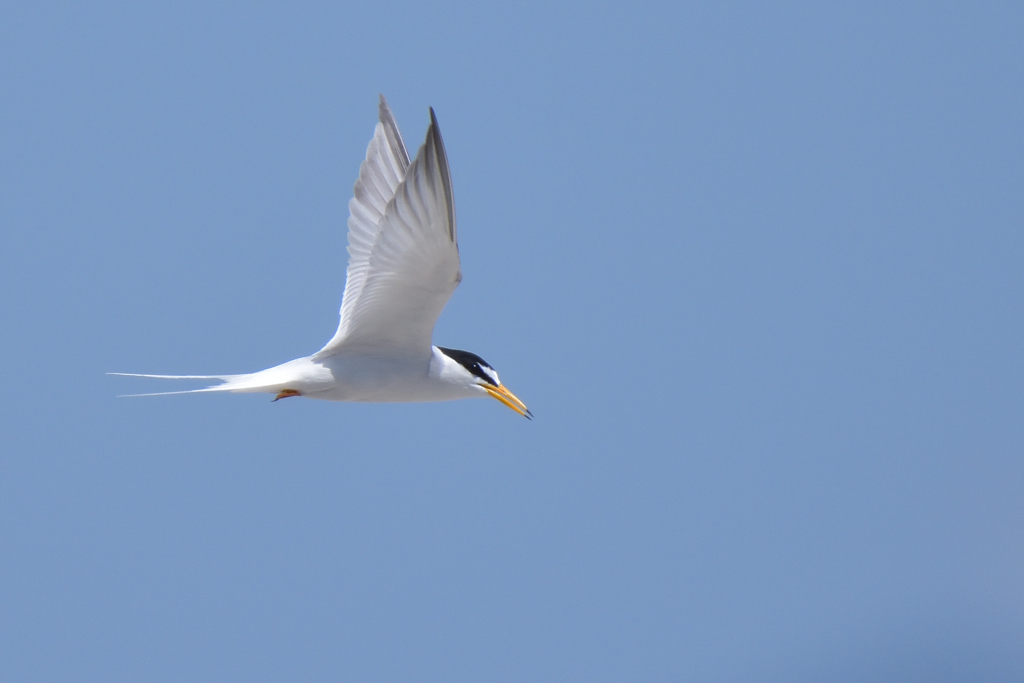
[[317, 99, 460, 358], [320, 95, 410, 350]]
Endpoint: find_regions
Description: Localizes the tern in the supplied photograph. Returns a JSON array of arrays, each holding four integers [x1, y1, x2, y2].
[[113, 95, 531, 418]]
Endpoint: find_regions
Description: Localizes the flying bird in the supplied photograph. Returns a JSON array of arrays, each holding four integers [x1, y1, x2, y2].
[[113, 96, 531, 418]]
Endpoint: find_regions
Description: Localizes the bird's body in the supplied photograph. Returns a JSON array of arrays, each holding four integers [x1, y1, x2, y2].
[[145, 348, 480, 403], [114, 96, 530, 418]]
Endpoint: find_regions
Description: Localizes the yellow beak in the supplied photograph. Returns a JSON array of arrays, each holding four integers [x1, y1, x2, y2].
[[483, 383, 532, 419]]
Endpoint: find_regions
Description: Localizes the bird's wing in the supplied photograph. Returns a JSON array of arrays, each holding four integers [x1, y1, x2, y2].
[[316, 99, 460, 357], [323, 95, 411, 348]]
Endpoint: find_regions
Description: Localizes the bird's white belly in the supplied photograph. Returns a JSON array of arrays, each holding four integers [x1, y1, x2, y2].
[[295, 352, 475, 403]]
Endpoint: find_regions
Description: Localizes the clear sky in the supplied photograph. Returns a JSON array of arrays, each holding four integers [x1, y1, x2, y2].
[[1, 2, 1022, 681]]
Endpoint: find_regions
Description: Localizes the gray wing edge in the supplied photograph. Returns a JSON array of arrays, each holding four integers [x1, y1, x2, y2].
[[378, 94, 411, 168], [426, 106, 457, 244]]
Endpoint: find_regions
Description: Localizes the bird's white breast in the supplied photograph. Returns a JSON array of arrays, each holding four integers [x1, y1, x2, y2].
[[290, 346, 481, 403]]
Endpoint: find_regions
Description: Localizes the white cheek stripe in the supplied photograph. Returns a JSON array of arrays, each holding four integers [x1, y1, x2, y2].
[[481, 365, 500, 385]]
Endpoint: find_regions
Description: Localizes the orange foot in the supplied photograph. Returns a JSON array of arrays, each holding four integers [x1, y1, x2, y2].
[[273, 389, 302, 401]]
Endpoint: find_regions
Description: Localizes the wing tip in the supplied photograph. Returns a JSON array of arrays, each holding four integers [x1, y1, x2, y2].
[[424, 106, 456, 242], [376, 94, 410, 167]]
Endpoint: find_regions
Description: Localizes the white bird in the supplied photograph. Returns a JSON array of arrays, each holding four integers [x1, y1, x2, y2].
[[113, 95, 531, 418]]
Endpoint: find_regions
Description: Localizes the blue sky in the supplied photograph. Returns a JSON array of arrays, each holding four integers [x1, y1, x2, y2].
[[2, 2, 1022, 681]]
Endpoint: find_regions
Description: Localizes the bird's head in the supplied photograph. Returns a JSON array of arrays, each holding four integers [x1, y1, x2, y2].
[[437, 347, 532, 419]]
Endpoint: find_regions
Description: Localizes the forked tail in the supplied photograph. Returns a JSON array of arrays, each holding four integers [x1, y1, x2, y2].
[[108, 372, 280, 397]]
